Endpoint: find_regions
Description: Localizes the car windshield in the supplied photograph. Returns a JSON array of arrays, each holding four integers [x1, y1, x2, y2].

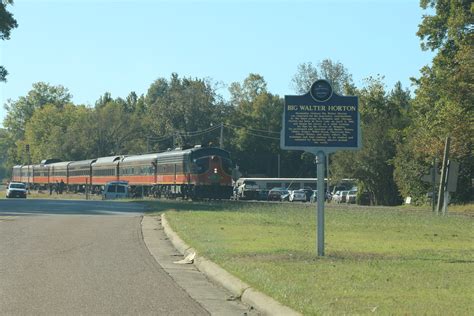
[[116, 185, 126, 193], [10, 183, 25, 189], [270, 188, 286, 193]]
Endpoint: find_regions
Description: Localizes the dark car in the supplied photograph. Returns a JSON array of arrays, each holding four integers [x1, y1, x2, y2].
[[302, 187, 314, 201], [257, 190, 269, 201], [267, 188, 289, 201]]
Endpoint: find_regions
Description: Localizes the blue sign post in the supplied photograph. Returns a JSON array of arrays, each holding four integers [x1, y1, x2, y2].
[[281, 80, 360, 256]]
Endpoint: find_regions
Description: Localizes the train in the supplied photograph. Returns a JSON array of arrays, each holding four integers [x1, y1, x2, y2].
[[10, 146, 234, 199]]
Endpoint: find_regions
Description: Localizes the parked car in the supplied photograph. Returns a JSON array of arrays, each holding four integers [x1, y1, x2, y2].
[[340, 190, 350, 203], [257, 190, 269, 201], [289, 189, 307, 202], [346, 190, 357, 203], [6, 182, 27, 198], [310, 190, 332, 203], [302, 187, 314, 201], [235, 179, 260, 200], [267, 188, 289, 201], [332, 190, 342, 203], [102, 181, 129, 200]]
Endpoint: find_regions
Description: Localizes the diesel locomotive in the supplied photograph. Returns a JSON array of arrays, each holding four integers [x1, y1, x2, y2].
[[11, 146, 233, 199]]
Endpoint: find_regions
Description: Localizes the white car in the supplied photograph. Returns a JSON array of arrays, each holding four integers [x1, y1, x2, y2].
[[6, 182, 27, 198], [346, 190, 357, 203], [102, 181, 129, 200], [289, 189, 307, 202]]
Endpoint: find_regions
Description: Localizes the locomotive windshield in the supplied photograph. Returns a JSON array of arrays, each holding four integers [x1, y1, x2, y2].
[[221, 158, 232, 175], [194, 157, 209, 174]]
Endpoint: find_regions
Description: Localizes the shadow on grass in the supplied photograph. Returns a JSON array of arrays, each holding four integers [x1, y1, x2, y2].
[[230, 250, 474, 264], [139, 199, 266, 214]]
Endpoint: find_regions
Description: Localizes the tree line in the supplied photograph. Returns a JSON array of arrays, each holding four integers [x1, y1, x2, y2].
[[1, 0, 472, 205]]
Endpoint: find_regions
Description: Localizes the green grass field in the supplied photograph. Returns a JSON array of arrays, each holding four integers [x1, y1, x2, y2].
[[148, 201, 473, 315]]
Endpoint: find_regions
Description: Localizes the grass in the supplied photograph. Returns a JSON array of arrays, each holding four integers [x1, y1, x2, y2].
[[147, 200, 474, 315]]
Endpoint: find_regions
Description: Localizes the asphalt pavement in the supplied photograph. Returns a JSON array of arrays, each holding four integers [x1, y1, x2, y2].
[[0, 199, 254, 315]]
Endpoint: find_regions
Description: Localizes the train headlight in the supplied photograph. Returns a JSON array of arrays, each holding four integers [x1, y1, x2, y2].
[[214, 168, 218, 174]]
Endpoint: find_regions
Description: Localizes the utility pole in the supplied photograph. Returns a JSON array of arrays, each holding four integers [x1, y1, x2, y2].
[[432, 158, 438, 213], [219, 123, 224, 148], [26, 144, 30, 189], [436, 137, 450, 215]]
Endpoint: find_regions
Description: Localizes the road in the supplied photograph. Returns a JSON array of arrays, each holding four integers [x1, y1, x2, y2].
[[0, 199, 249, 315]]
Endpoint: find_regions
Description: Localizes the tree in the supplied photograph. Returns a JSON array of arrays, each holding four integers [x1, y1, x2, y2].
[[0, 0, 18, 82], [393, 0, 473, 202], [3, 82, 72, 164], [331, 78, 408, 205], [23, 104, 78, 162], [145, 74, 226, 150], [227, 74, 285, 176], [60, 106, 98, 160], [291, 59, 354, 95], [3, 82, 72, 140], [92, 98, 144, 157], [0, 128, 12, 179]]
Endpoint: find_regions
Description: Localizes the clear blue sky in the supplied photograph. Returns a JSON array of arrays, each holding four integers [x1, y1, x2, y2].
[[1, 0, 434, 127]]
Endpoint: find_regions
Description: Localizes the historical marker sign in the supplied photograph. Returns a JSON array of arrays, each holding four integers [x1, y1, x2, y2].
[[281, 79, 360, 153], [280, 80, 360, 257]]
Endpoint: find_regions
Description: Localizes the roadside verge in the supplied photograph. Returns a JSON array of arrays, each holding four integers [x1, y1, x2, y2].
[[160, 213, 302, 316]]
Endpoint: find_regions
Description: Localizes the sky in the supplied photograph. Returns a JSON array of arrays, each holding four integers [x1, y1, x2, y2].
[[0, 0, 435, 127]]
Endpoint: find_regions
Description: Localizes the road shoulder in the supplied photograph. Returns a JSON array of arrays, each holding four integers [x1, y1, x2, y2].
[[141, 215, 257, 316]]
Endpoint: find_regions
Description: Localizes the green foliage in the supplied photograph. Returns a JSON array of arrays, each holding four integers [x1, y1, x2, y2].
[[0, 128, 10, 179], [145, 74, 226, 150], [0, 0, 18, 82], [24, 104, 78, 162], [291, 59, 354, 95], [393, 0, 473, 202], [3, 82, 72, 165], [3, 82, 72, 141], [331, 78, 409, 205], [227, 74, 284, 176], [92, 98, 144, 156]]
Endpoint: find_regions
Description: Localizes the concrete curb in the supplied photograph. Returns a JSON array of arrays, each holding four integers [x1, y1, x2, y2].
[[161, 213, 302, 316]]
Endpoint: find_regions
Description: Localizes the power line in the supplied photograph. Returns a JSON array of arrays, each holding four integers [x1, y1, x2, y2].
[[224, 123, 280, 135], [179, 124, 221, 136], [147, 135, 174, 142], [244, 131, 280, 140], [148, 122, 281, 146]]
